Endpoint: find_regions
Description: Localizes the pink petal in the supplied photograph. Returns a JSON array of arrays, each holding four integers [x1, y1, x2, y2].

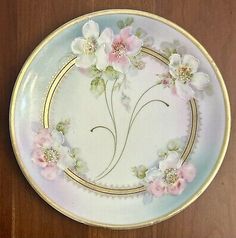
[[120, 26, 132, 41], [111, 55, 130, 73], [32, 149, 47, 168], [41, 166, 59, 180], [126, 35, 142, 55], [147, 179, 166, 197], [34, 128, 52, 147], [180, 163, 196, 182], [168, 178, 186, 195]]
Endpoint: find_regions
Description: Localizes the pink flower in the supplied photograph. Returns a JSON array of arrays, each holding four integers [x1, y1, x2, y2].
[[146, 151, 196, 198], [32, 128, 73, 180], [147, 179, 166, 197], [109, 27, 142, 73]]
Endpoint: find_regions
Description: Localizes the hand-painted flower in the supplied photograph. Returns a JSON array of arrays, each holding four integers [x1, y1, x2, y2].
[[71, 20, 113, 70], [168, 54, 210, 100], [147, 152, 196, 197], [32, 128, 73, 180], [109, 26, 142, 73]]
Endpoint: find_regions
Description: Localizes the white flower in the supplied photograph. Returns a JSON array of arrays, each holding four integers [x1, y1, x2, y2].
[[169, 54, 210, 100], [145, 167, 162, 182], [158, 152, 182, 172], [71, 20, 113, 70]]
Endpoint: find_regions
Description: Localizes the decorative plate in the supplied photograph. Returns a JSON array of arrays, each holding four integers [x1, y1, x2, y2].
[[10, 9, 230, 229]]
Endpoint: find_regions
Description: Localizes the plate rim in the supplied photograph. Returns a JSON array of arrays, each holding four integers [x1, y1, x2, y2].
[[9, 9, 231, 229]]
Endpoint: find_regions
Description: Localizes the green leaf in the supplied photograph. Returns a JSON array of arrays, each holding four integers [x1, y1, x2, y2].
[[125, 17, 134, 26], [90, 77, 105, 97], [117, 20, 125, 29], [88, 65, 102, 78], [104, 66, 120, 80]]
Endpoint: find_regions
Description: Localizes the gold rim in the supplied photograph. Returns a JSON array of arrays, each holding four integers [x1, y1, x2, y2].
[[9, 9, 231, 229]]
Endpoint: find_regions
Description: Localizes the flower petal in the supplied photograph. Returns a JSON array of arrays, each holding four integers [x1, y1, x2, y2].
[[82, 20, 99, 39], [159, 151, 180, 172], [147, 179, 166, 197], [75, 55, 96, 68], [191, 72, 210, 90], [169, 54, 181, 78], [180, 163, 196, 182], [120, 26, 132, 40], [182, 54, 199, 73], [32, 149, 47, 168], [169, 54, 181, 68], [175, 80, 195, 100], [111, 55, 130, 73], [51, 130, 64, 145], [168, 178, 186, 195], [97, 28, 113, 48], [145, 167, 162, 182], [41, 166, 59, 180], [126, 35, 142, 55], [71, 37, 86, 54], [57, 147, 74, 170], [95, 44, 109, 70]]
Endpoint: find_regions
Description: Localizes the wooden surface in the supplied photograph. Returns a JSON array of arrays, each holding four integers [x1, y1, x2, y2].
[[0, 0, 235, 237]]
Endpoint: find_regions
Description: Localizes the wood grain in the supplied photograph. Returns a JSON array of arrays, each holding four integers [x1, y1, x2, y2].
[[0, 0, 235, 237]]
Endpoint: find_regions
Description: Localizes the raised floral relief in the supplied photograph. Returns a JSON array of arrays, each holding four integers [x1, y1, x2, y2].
[[32, 120, 87, 180], [157, 53, 210, 100], [132, 138, 196, 198]]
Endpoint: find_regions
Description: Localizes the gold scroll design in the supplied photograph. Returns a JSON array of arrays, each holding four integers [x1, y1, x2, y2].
[[42, 47, 198, 195]]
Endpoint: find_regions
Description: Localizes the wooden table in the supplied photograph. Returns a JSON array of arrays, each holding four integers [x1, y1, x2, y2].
[[0, 1, 235, 237]]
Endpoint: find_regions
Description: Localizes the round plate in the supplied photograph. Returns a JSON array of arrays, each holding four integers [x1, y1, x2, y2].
[[10, 9, 230, 229]]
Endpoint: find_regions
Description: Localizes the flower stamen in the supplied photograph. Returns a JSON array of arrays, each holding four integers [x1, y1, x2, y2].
[[177, 65, 192, 82], [83, 38, 97, 55], [112, 42, 126, 57], [44, 148, 60, 163], [163, 168, 178, 184]]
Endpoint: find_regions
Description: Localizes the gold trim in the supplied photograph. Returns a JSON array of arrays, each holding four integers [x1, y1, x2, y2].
[[42, 47, 198, 195], [66, 169, 144, 195], [9, 9, 231, 229]]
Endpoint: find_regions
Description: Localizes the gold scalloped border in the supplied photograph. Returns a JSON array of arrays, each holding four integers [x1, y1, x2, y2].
[[42, 46, 198, 195], [9, 9, 231, 229]]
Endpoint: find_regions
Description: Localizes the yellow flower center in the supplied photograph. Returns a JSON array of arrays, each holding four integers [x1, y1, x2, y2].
[[177, 65, 192, 82], [44, 148, 60, 163], [84, 38, 97, 55], [163, 168, 178, 184], [112, 42, 126, 57]]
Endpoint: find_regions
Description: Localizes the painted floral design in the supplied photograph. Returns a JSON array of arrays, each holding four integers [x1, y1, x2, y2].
[[108, 26, 142, 73], [71, 18, 147, 110], [32, 121, 87, 180], [69, 18, 209, 183], [132, 138, 196, 198], [157, 53, 210, 100], [71, 20, 113, 70]]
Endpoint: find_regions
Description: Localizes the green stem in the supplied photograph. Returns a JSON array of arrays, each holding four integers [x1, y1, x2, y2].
[[94, 79, 118, 178], [130, 99, 169, 128], [96, 83, 167, 180]]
